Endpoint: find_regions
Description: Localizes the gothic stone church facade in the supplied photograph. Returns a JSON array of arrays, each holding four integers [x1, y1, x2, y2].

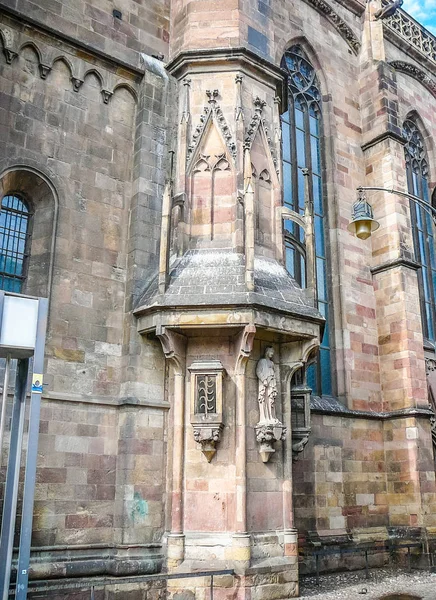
[[1, 0, 436, 598]]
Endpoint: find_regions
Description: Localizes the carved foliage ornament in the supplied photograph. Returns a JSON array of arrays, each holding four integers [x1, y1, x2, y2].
[[302, 0, 360, 55], [389, 61, 436, 99], [244, 97, 279, 174], [187, 90, 237, 169]]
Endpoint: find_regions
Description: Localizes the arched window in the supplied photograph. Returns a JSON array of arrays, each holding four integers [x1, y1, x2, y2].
[[281, 45, 331, 396], [0, 194, 32, 293], [404, 119, 435, 344]]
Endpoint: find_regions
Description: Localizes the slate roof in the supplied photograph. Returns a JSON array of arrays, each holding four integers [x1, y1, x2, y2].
[[135, 249, 324, 323]]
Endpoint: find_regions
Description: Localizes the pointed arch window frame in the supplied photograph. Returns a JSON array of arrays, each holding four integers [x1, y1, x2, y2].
[[280, 45, 332, 397], [403, 118, 436, 346]]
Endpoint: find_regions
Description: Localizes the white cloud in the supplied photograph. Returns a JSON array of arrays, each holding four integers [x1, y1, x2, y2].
[[402, 0, 436, 31]]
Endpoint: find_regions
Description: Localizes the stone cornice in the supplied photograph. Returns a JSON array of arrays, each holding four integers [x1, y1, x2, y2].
[[371, 257, 420, 276], [332, 0, 365, 17], [311, 396, 432, 420], [361, 130, 406, 152], [302, 0, 361, 55], [389, 60, 436, 99], [0, 2, 144, 75], [166, 47, 285, 85]]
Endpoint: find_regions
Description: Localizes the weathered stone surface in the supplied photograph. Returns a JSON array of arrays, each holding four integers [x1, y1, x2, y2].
[[2, 0, 436, 599]]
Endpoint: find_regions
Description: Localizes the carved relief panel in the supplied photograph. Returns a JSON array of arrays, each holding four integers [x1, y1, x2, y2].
[[189, 360, 225, 462]]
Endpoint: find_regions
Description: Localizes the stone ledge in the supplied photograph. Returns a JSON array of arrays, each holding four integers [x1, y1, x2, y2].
[[42, 392, 170, 410], [371, 257, 420, 276], [311, 396, 432, 421]]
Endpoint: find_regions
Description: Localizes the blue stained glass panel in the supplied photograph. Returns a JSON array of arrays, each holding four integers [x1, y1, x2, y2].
[[282, 122, 291, 162], [298, 168, 305, 212], [300, 254, 306, 289], [285, 244, 295, 278], [320, 349, 332, 396], [315, 215, 325, 250], [309, 114, 319, 136], [306, 363, 316, 393], [310, 136, 320, 175], [316, 258, 326, 301], [296, 129, 306, 167], [283, 164, 293, 208], [313, 175, 322, 215], [295, 107, 304, 129]]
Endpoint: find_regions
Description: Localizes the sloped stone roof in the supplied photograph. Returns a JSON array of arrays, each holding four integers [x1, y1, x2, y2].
[[134, 249, 324, 323]]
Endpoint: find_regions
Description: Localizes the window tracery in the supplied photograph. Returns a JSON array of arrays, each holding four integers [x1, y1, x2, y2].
[[281, 45, 331, 396], [404, 119, 435, 344]]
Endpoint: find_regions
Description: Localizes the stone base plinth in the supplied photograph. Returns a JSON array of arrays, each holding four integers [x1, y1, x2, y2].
[[167, 562, 299, 600]]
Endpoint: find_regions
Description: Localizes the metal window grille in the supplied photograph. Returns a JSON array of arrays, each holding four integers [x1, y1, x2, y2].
[[0, 195, 32, 293]]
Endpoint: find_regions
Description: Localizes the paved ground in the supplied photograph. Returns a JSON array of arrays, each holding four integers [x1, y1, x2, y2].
[[299, 568, 436, 599]]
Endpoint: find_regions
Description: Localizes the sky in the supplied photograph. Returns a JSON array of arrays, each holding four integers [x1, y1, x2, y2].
[[403, 0, 436, 34]]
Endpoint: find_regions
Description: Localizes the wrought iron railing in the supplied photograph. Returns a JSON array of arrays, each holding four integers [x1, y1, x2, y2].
[[382, 1, 436, 66]]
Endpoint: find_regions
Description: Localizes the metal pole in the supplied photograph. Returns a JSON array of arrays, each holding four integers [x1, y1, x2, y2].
[[0, 355, 11, 467], [16, 298, 49, 600], [358, 186, 436, 220], [0, 358, 29, 600]]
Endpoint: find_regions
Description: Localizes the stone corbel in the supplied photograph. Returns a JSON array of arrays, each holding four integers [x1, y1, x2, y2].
[[72, 77, 84, 92], [4, 48, 18, 64], [193, 424, 224, 462], [39, 64, 51, 79], [256, 422, 287, 463], [235, 324, 256, 375], [172, 192, 186, 208], [156, 325, 186, 374], [101, 89, 113, 104]]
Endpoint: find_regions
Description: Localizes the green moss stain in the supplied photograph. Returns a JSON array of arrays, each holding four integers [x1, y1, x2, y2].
[[131, 491, 148, 524]]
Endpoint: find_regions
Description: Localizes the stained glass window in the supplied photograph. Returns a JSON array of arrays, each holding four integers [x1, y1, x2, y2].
[[404, 120, 435, 344], [0, 195, 32, 293], [281, 46, 332, 396]]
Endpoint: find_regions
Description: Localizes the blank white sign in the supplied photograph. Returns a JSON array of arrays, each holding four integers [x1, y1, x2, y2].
[[0, 296, 38, 350]]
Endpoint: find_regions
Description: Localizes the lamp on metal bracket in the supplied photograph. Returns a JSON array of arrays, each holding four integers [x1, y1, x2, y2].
[[347, 187, 380, 240]]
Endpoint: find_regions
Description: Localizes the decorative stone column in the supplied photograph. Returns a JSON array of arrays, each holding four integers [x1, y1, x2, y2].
[[156, 326, 187, 570]]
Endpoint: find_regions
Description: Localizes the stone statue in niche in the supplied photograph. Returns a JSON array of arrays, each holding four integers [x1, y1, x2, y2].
[[255, 346, 286, 463], [256, 346, 279, 424]]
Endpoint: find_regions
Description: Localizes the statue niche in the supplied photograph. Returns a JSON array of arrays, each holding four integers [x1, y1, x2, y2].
[[255, 347, 286, 463]]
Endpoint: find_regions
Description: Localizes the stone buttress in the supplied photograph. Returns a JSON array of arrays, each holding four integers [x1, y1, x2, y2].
[[133, 15, 324, 598]]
